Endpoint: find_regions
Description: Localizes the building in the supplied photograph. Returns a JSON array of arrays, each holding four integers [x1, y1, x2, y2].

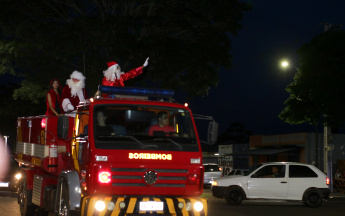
[[230, 132, 345, 172]]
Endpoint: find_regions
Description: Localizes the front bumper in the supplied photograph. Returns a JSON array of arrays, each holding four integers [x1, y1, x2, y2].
[[211, 186, 227, 198], [81, 196, 208, 216]]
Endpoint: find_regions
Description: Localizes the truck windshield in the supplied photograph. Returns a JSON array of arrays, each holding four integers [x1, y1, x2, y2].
[[93, 105, 199, 152]]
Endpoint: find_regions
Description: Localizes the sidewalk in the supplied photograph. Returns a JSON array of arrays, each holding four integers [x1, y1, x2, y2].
[[330, 192, 345, 198]]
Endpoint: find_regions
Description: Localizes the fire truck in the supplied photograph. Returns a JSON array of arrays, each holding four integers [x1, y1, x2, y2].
[[15, 86, 218, 216]]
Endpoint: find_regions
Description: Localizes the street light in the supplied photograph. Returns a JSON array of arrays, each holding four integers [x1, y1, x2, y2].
[[279, 60, 319, 169], [281, 61, 289, 67]]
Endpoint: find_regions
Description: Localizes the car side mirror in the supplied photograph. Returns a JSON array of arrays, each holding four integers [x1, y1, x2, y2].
[[57, 116, 69, 139], [207, 121, 218, 144]]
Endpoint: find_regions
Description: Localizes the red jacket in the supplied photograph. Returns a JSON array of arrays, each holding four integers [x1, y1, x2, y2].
[[102, 67, 143, 87], [45, 89, 63, 115]]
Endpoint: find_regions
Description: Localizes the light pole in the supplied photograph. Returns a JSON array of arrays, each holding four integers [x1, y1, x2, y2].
[[280, 61, 319, 169]]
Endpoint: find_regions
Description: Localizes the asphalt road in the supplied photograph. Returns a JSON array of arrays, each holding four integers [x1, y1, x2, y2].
[[1, 190, 344, 216], [203, 188, 345, 216]]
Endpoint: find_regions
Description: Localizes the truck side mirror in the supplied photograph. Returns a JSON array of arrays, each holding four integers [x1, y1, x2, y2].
[[207, 121, 218, 144], [57, 116, 69, 139]]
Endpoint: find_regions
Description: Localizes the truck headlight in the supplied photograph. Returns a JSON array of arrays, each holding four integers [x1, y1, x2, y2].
[[15, 173, 22, 180], [95, 201, 105, 211], [211, 181, 218, 186], [194, 201, 203, 212]]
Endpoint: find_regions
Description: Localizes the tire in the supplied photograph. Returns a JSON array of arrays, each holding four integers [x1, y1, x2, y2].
[[225, 187, 243, 205], [57, 179, 78, 216], [19, 176, 36, 216], [304, 190, 323, 208], [35, 207, 49, 216]]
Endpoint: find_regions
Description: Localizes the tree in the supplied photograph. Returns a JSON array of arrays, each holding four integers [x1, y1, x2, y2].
[[0, 0, 252, 103], [279, 30, 345, 127], [218, 122, 253, 144], [0, 83, 45, 152]]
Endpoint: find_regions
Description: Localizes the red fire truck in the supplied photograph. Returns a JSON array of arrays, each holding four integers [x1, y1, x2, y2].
[[15, 86, 218, 216]]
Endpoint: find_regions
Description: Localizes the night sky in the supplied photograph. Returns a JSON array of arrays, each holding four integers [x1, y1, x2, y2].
[[180, 0, 345, 136], [1, 1, 345, 137]]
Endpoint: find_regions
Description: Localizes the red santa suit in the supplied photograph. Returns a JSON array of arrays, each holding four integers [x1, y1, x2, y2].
[[101, 67, 143, 87], [102, 61, 143, 87], [61, 71, 87, 112]]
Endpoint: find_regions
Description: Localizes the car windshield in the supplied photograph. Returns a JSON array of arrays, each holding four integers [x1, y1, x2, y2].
[[244, 164, 263, 176], [92, 105, 198, 152], [204, 165, 220, 172]]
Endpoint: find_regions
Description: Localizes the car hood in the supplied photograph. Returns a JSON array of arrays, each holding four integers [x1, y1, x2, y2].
[[213, 175, 248, 187]]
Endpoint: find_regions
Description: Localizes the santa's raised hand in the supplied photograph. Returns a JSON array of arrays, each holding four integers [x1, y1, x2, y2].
[[143, 57, 149, 67]]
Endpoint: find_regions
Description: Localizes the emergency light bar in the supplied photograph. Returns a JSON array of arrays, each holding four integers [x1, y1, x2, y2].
[[99, 86, 174, 98]]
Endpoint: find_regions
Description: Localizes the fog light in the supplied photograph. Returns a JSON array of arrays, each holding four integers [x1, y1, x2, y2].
[[95, 201, 105, 211], [107, 202, 115, 211], [194, 201, 203, 212], [15, 173, 22, 180], [186, 202, 192, 211], [119, 201, 126, 209], [178, 202, 184, 209], [212, 181, 218, 186]]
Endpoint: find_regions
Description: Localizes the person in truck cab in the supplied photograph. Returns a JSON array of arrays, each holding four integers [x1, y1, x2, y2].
[[95, 110, 114, 136], [148, 111, 176, 136]]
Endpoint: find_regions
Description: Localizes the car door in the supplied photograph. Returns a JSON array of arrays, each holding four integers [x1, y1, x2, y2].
[[247, 165, 288, 198], [287, 165, 320, 200]]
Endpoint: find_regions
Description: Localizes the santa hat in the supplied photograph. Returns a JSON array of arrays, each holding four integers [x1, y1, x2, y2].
[[107, 61, 118, 69], [70, 70, 86, 82]]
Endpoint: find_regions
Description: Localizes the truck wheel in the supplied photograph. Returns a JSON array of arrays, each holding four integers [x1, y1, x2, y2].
[[19, 176, 36, 216], [58, 180, 77, 216], [304, 190, 323, 208], [225, 188, 243, 205], [35, 207, 48, 216]]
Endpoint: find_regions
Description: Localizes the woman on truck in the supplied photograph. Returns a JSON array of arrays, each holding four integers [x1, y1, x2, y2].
[[45, 79, 63, 116]]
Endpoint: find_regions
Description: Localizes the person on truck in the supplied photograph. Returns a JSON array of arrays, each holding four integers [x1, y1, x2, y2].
[[101, 57, 149, 87], [45, 78, 63, 116], [148, 111, 176, 136], [61, 71, 88, 112]]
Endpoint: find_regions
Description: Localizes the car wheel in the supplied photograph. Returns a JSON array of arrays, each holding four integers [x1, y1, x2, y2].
[[304, 190, 323, 208], [225, 187, 243, 205], [19, 176, 36, 216]]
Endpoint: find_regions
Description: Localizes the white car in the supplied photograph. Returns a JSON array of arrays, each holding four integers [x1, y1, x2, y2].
[[211, 162, 330, 207], [203, 163, 222, 187]]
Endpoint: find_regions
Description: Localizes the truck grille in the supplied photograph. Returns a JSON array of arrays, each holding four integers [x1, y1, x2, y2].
[[111, 168, 187, 187]]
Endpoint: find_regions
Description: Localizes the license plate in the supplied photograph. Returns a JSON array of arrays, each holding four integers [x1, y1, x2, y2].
[[139, 201, 164, 211], [0, 182, 9, 187]]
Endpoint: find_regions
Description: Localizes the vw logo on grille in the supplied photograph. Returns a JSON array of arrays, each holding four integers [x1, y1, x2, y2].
[[144, 171, 157, 185]]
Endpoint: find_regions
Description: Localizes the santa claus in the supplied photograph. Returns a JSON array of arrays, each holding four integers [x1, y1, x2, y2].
[[61, 71, 87, 112], [102, 57, 149, 87]]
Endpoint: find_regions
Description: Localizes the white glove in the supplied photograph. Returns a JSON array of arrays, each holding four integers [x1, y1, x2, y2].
[[67, 104, 74, 111], [143, 57, 149, 67]]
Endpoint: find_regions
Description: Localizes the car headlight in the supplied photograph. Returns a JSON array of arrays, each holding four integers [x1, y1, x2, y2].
[[211, 181, 218, 186], [15, 173, 22, 180]]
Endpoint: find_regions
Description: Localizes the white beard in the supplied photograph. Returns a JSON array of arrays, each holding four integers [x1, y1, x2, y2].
[[66, 79, 85, 97], [103, 65, 125, 81]]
